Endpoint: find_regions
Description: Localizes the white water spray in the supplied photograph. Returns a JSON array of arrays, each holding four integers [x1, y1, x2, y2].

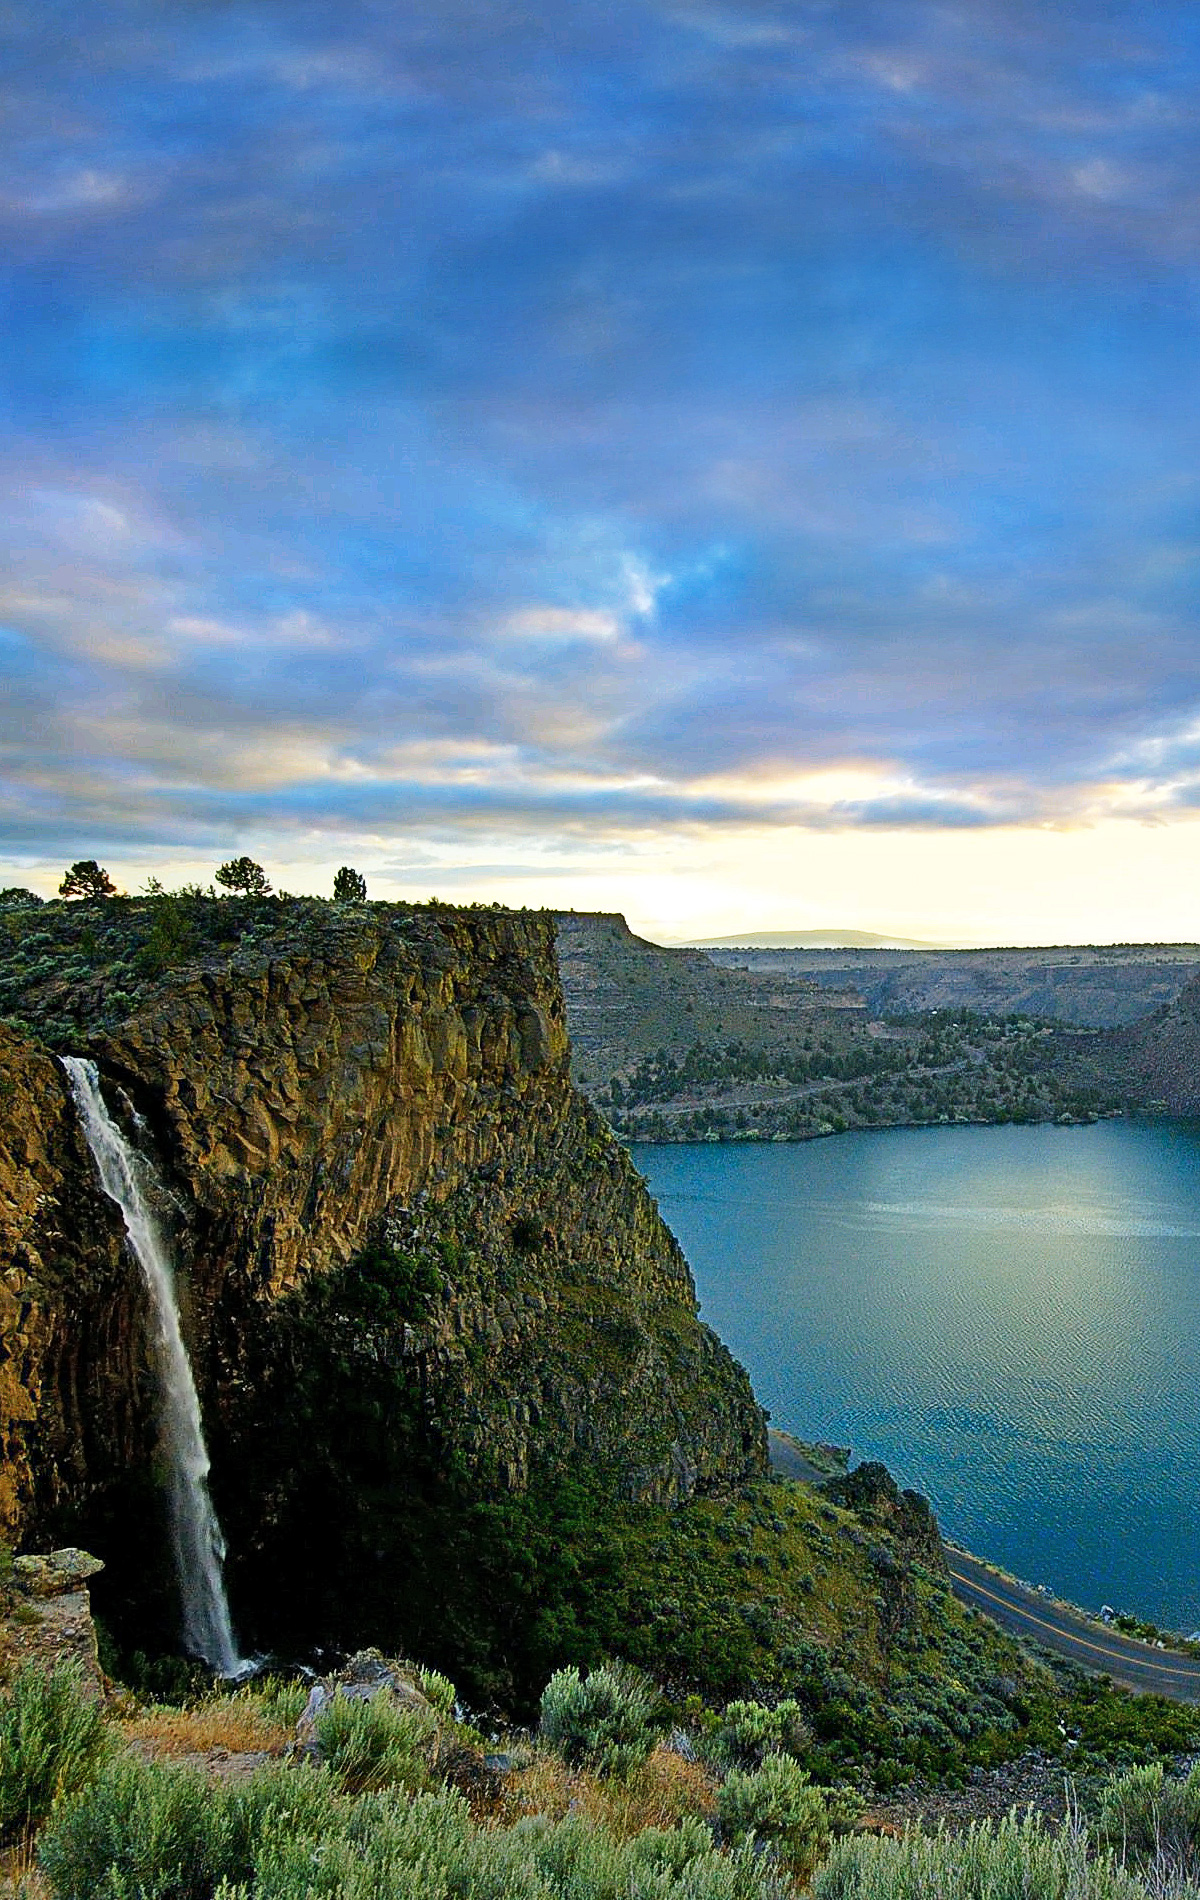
[[62, 1058, 241, 1676]]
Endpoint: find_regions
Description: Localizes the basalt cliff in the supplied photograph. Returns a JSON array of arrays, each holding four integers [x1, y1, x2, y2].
[[0, 898, 765, 1674]]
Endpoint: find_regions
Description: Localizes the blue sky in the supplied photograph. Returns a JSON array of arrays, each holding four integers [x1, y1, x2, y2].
[[3, 0, 1199, 941]]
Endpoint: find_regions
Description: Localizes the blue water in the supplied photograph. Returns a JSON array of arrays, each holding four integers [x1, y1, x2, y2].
[[635, 1123, 1200, 1634]]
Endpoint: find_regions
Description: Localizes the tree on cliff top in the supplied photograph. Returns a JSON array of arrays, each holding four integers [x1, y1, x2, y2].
[[333, 866, 367, 903], [59, 861, 117, 900], [215, 857, 272, 896]]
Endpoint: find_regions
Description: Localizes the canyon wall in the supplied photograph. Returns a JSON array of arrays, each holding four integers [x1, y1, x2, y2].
[[0, 900, 766, 1658]]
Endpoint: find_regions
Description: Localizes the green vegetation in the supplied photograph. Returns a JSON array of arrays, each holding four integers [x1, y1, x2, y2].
[[314, 1690, 438, 1795], [538, 1663, 658, 1775], [1096, 1761, 1200, 1878], [602, 1015, 1117, 1144], [717, 1756, 857, 1883], [15, 1655, 1200, 1900], [812, 1812, 1147, 1900], [58, 861, 117, 900], [333, 866, 368, 902], [0, 1662, 109, 1844], [214, 857, 272, 897]]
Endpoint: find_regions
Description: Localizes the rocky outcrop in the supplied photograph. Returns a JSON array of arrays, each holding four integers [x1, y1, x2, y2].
[[3, 1548, 107, 1699], [823, 1462, 945, 1573], [0, 901, 766, 1659]]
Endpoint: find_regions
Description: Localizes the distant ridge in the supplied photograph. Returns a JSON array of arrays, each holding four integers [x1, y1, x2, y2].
[[681, 928, 952, 950]]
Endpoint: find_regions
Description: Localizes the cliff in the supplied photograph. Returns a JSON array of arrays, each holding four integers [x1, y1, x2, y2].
[[0, 898, 766, 1667], [0, 1023, 154, 1542]]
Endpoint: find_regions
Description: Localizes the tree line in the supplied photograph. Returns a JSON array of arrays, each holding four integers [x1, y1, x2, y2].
[[3, 860, 370, 903]]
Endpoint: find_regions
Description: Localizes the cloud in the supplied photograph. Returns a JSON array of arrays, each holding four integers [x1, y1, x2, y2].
[[2, 0, 1198, 899]]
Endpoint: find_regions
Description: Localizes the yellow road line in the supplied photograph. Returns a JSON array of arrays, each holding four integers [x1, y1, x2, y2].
[[947, 1569, 1200, 1681]]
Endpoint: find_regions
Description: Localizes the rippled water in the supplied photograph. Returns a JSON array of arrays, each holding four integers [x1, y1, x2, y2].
[[635, 1122, 1200, 1633]]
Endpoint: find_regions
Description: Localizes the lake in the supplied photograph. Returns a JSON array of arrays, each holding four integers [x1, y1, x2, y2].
[[635, 1122, 1200, 1635]]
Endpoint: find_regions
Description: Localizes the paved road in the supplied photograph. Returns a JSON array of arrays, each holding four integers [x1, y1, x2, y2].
[[767, 1435, 1200, 1701], [946, 1548, 1200, 1702]]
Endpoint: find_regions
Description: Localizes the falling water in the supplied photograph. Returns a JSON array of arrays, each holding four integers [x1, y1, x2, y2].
[[62, 1057, 241, 1676]]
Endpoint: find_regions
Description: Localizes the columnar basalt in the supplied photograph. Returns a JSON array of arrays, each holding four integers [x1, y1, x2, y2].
[[0, 902, 766, 1658]]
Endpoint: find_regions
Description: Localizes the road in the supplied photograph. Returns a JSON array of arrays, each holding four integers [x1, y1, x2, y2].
[[766, 1433, 1200, 1701], [945, 1548, 1200, 1701]]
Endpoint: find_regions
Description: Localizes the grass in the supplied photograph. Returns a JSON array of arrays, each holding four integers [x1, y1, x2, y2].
[[500, 1744, 718, 1837], [119, 1703, 292, 1761]]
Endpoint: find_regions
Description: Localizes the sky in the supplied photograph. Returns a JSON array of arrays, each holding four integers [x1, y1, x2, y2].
[[3, 0, 1200, 945]]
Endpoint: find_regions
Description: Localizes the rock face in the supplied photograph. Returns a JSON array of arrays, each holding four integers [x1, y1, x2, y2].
[[3, 1549, 107, 1699], [0, 1025, 154, 1543], [1105, 971, 1200, 1112], [0, 902, 766, 1656]]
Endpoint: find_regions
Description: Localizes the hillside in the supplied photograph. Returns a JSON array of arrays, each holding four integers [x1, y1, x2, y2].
[[704, 944, 1200, 1028], [0, 895, 765, 1688], [556, 913, 1117, 1141], [1051, 970, 1200, 1115], [0, 891, 1195, 1799]]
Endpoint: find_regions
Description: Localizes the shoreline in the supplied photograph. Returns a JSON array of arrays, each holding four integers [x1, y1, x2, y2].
[[768, 1429, 1200, 1700]]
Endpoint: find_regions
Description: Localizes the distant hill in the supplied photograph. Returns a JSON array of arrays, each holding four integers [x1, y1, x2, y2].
[[554, 911, 1116, 1141], [703, 943, 1200, 1029], [683, 928, 950, 950]]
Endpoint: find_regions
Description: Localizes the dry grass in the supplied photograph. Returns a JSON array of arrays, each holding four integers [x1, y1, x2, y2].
[[500, 1744, 716, 1838], [120, 1700, 291, 1760], [0, 1839, 49, 1897]]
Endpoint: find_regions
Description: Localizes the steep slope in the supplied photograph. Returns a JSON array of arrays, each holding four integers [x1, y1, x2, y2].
[[0, 1025, 157, 1542], [1084, 970, 1200, 1112], [0, 898, 765, 1666]]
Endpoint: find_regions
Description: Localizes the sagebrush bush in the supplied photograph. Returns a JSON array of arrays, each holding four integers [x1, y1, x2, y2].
[[812, 1812, 1147, 1900], [314, 1688, 438, 1794], [704, 1698, 811, 1772], [42, 1755, 786, 1900], [717, 1755, 842, 1882], [415, 1667, 456, 1720], [40, 1756, 343, 1900], [1098, 1762, 1200, 1880], [538, 1663, 657, 1776], [0, 1662, 109, 1843], [39, 1754, 235, 1900]]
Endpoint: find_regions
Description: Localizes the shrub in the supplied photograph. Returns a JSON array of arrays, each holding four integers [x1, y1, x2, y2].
[[214, 858, 271, 897], [539, 1664, 657, 1777], [39, 1755, 342, 1900], [1097, 1761, 1200, 1879], [812, 1813, 1144, 1900], [705, 1698, 811, 1771], [39, 1754, 232, 1899], [717, 1755, 847, 1882], [415, 1667, 456, 1720], [314, 1689, 438, 1794], [0, 1663, 109, 1843]]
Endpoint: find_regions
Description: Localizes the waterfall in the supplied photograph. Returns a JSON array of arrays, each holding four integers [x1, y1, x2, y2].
[[62, 1057, 242, 1676]]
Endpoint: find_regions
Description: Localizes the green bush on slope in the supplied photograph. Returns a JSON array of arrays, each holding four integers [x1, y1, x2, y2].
[[538, 1663, 658, 1776], [813, 1812, 1147, 1900], [0, 1662, 109, 1844], [40, 1754, 785, 1900]]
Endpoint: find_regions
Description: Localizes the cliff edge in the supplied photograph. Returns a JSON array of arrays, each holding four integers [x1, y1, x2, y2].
[[0, 898, 766, 1668]]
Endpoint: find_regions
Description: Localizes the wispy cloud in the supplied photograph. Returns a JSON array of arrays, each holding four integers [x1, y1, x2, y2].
[[1, 0, 1198, 916]]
